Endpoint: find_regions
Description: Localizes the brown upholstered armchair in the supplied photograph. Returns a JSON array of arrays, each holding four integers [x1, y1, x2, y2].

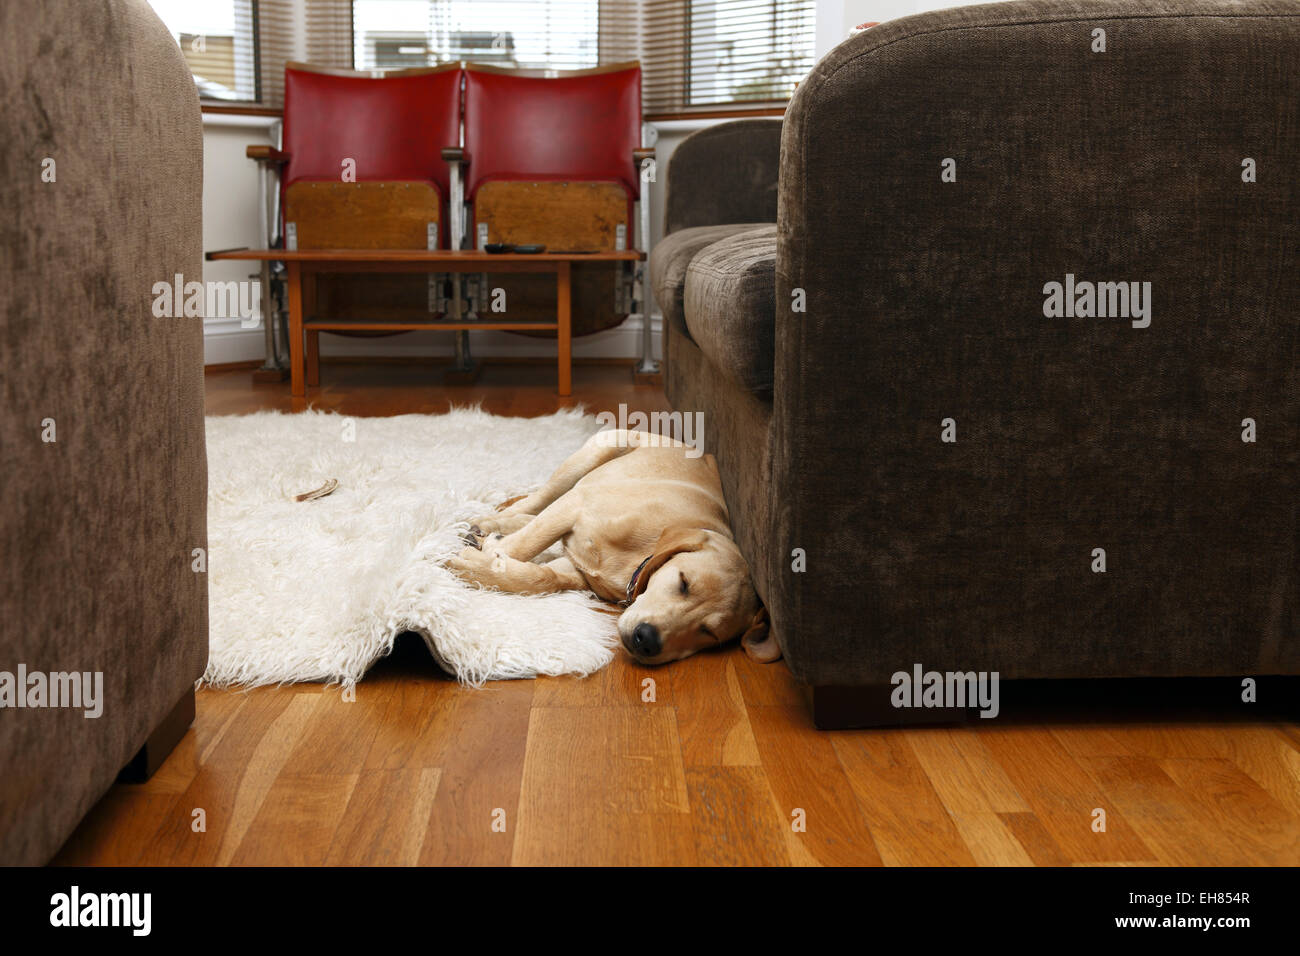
[[653, 0, 1299, 727], [0, 0, 209, 862]]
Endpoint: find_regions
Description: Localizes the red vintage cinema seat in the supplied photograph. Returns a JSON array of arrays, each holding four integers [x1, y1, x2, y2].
[[247, 62, 463, 386], [455, 62, 654, 364]]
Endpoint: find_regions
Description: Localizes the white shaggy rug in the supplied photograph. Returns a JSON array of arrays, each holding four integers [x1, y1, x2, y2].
[[203, 407, 617, 687]]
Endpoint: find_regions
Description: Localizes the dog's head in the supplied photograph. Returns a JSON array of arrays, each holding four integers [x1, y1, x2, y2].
[[617, 528, 779, 665]]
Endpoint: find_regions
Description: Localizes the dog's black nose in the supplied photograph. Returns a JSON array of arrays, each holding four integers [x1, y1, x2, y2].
[[630, 622, 661, 657]]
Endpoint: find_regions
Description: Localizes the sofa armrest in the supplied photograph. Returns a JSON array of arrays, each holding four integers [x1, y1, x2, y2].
[[246, 144, 289, 165], [664, 119, 781, 235]]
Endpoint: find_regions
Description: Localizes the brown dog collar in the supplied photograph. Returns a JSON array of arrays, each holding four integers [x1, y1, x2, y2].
[[621, 555, 653, 607]]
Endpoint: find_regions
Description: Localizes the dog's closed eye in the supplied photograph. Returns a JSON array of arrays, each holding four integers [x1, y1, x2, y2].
[[679, 573, 689, 596]]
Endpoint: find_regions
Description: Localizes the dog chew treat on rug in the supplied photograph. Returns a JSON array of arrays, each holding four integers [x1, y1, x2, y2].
[[294, 478, 338, 502]]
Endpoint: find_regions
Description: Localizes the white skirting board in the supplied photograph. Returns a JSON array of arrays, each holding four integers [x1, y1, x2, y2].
[[203, 312, 663, 366]]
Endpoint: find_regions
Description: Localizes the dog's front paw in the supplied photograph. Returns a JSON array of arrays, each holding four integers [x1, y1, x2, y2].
[[447, 543, 508, 586], [448, 545, 489, 578], [470, 514, 505, 535]]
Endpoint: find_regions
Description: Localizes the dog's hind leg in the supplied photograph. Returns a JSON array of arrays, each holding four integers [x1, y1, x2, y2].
[[492, 429, 644, 519], [448, 548, 586, 594], [468, 429, 653, 549], [455, 488, 580, 573], [465, 511, 534, 542], [500, 493, 582, 564]]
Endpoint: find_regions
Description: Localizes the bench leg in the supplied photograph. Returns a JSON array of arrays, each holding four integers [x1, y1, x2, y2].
[[287, 261, 305, 397], [557, 262, 572, 396], [252, 258, 287, 382], [304, 272, 319, 387], [306, 332, 320, 387]]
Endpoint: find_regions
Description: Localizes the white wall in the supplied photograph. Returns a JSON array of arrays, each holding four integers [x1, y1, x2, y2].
[[201, 115, 276, 364], [819, 0, 1007, 56]]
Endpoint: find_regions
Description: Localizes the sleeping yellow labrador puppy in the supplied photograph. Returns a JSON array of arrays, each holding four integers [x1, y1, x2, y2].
[[447, 428, 780, 665]]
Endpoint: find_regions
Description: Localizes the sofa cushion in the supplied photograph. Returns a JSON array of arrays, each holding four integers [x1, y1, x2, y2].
[[682, 225, 777, 396], [650, 223, 770, 340]]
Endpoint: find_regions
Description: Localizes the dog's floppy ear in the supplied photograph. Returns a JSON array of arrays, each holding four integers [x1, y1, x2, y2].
[[740, 607, 780, 662], [630, 528, 709, 600]]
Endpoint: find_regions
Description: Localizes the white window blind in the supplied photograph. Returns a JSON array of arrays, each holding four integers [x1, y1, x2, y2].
[[146, 0, 259, 102], [643, 0, 816, 115], [258, 0, 356, 109], [145, 0, 353, 109], [351, 0, 637, 72], [152, 0, 814, 114]]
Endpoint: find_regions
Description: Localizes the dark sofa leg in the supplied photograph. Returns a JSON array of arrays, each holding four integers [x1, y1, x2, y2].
[[810, 684, 968, 730], [118, 689, 196, 782]]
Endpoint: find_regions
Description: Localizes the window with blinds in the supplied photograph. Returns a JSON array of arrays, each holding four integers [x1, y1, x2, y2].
[[351, 0, 637, 72], [151, 0, 813, 114], [146, 0, 259, 102], [642, 0, 816, 115]]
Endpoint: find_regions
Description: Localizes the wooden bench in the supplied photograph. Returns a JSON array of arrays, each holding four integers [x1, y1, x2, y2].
[[206, 247, 644, 396], [234, 61, 657, 391]]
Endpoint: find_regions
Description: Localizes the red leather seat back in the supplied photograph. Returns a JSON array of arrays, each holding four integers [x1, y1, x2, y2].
[[282, 63, 463, 199], [462, 63, 642, 201]]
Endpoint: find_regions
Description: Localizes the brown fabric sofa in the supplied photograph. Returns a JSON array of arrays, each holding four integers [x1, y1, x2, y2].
[[0, 0, 208, 863], [654, 0, 1299, 727]]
